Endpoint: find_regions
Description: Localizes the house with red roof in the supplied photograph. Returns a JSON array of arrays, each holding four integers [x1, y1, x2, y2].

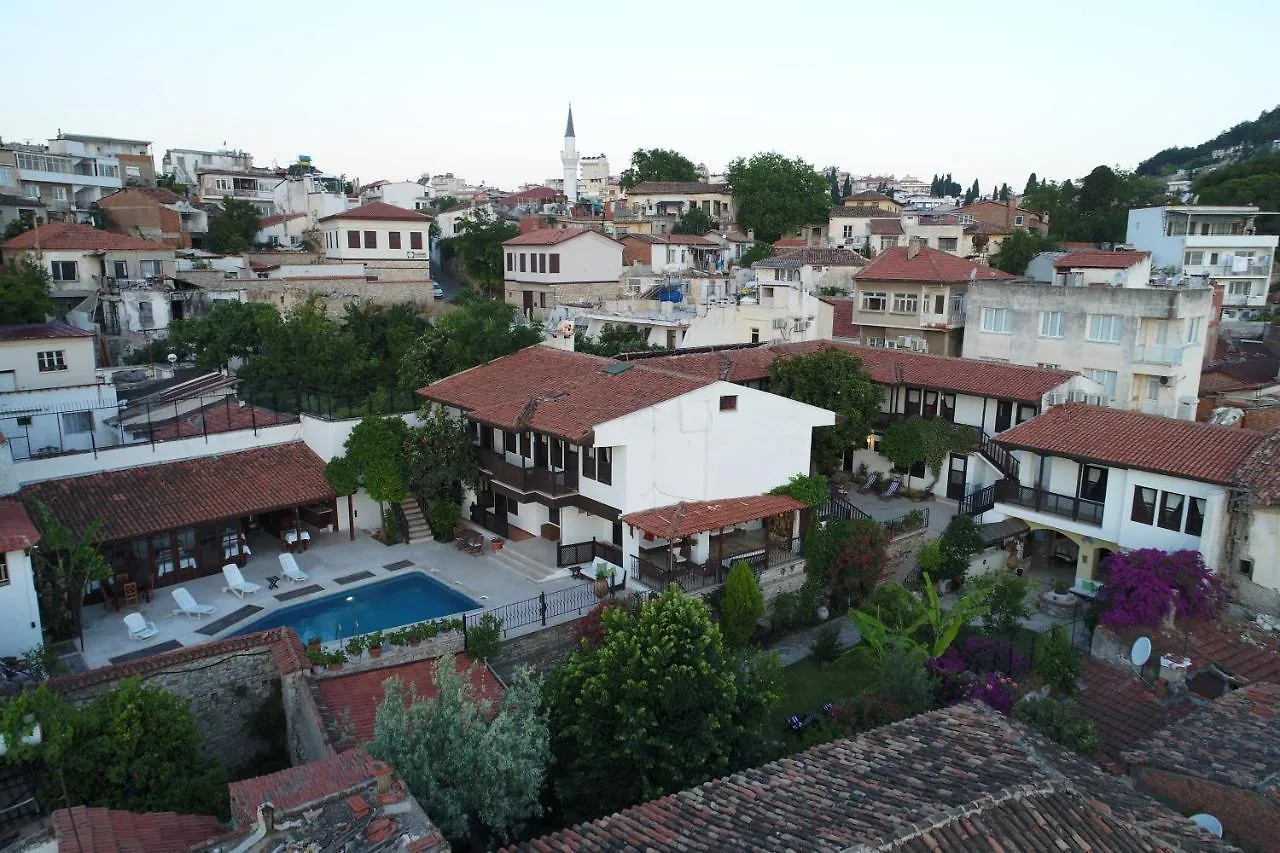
[[502, 229, 622, 321], [0, 221, 176, 298], [319, 202, 432, 264], [0, 497, 42, 653]]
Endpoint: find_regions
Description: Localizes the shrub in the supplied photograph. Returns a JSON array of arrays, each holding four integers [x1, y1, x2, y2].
[[808, 518, 889, 611], [467, 613, 503, 662], [925, 647, 973, 704], [1098, 549, 1227, 630], [575, 599, 627, 651], [968, 672, 1018, 715], [1013, 697, 1099, 754], [959, 634, 1029, 678], [811, 625, 841, 663], [875, 638, 935, 715], [1033, 626, 1080, 695], [425, 499, 461, 542], [721, 561, 765, 648], [826, 693, 911, 737], [939, 515, 984, 583], [860, 583, 924, 634], [770, 589, 801, 634], [768, 473, 829, 507], [380, 504, 402, 544], [974, 573, 1033, 636]]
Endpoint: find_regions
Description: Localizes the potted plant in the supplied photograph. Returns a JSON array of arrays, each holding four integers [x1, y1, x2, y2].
[[593, 564, 611, 599], [345, 635, 366, 660], [407, 623, 424, 646], [386, 628, 407, 647], [306, 645, 326, 675], [326, 650, 347, 671], [367, 631, 384, 659], [491, 537, 504, 552], [306, 636, 322, 653]]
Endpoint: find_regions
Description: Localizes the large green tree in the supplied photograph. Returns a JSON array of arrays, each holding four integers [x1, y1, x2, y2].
[[619, 148, 700, 190], [767, 348, 884, 473], [990, 229, 1060, 275], [0, 257, 55, 324], [371, 665, 549, 849], [672, 205, 713, 235], [726, 153, 830, 243], [878, 417, 976, 491], [401, 407, 480, 538], [399, 295, 541, 388], [1194, 152, 1280, 232], [205, 196, 262, 254], [28, 501, 111, 642], [325, 414, 409, 514], [169, 300, 281, 371], [452, 208, 517, 297], [1020, 167, 1162, 243], [545, 587, 781, 818]]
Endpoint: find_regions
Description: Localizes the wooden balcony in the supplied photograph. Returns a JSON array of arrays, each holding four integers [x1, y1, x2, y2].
[[995, 480, 1103, 526], [478, 447, 578, 497]]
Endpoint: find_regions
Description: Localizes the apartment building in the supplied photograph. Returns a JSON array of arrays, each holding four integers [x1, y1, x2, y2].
[[620, 234, 723, 273], [579, 154, 613, 201], [197, 165, 282, 216], [827, 206, 898, 250], [502, 229, 623, 321], [958, 199, 1047, 234], [1, 133, 151, 223], [162, 148, 253, 186], [840, 190, 901, 212], [962, 251, 1211, 419], [98, 187, 208, 248], [619, 182, 736, 233], [1126, 205, 1277, 320], [319, 202, 431, 262], [360, 180, 431, 212]]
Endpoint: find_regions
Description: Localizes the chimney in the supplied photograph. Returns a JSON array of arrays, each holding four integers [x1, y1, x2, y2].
[[1006, 195, 1016, 229], [907, 236, 924, 259]]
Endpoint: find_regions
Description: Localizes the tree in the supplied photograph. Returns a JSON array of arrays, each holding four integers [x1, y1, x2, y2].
[[205, 196, 262, 254], [28, 501, 111, 643], [574, 323, 662, 357], [399, 296, 541, 388], [738, 241, 772, 268], [429, 195, 459, 212], [1098, 549, 1227, 630], [806, 517, 889, 610], [169, 300, 281, 371], [726, 153, 830, 243], [3, 217, 33, 241], [401, 408, 480, 538], [767, 473, 828, 508], [0, 257, 55, 324], [1033, 626, 1080, 695], [990, 229, 1059, 274], [842, 175, 852, 198], [878, 417, 975, 491], [371, 665, 549, 849], [850, 571, 988, 661], [452, 208, 518, 297], [720, 561, 765, 648], [545, 587, 781, 817], [767, 347, 884, 473], [938, 515, 984, 584], [998, 183, 1010, 201], [618, 148, 700, 190], [974, 572, 1033, 637], [672, 205, 713, 235], [1023, 173, 1038, 195], [156, 172, 188, 195], [325, 415, 409, 522], [826, 167, 841, 205]]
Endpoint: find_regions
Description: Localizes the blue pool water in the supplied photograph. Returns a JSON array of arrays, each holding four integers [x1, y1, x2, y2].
[[235, 573, 479, 643]]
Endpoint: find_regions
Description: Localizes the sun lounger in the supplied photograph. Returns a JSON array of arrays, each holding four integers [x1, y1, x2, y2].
[[278, 553, 309, 583], [787, 712, 823, 732], [222, 564, 262, 598], [879, 476, 903, 501], [171, 587, 216, 619], [857, 472, 880, 494], [124, 612, 158, 641]]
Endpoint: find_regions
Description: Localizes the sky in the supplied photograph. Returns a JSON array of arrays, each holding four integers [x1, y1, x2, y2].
[[5, 0, 1280, 193]]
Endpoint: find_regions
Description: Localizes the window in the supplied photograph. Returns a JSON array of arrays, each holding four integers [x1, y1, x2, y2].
[[932, 294, 945, 315], [111, 260, 128, 279], [1083, 368, 1117, 396], [842, 225, 853, 239], [1146, 377, 1160, 401], [50, 261, 78, 282], [763, 286, 775, 298], [549, 253, 560, 273], [215, 178, 231, 191], [538, 253, 547, 273], [388, 231, 401, 249], [1037, 362, 1061, 369], [1209, 252, 1219, 265], [363, 230, 377, 249], [548, 506, 560, 525], [126, 165, 141, 179], [25, 185, 39, 200], [1039, 311, 1065, 338], [0, 554, 7, 586], [347, 230, 360, 249], [582, 445, 597, 480], [61, 411, 92, 434], [1158, 491, 1185, 531], [750, 327, 760, 344], [53, 186, 68, 201], [506, 252, 514, 271], [861, 291, 887, 312], [1185, 497, 1205, 536], [1086, 314, 1123, 342], [937, 237, 958, 252], [1013, 215, 1024, 226], [503, 430, 517, 454], [597, 447, 612, 485], [519, 253, 526, 272], [1079, 465, 1108, 502], [1228, 281, 1253, 296], [140, 259, 163, 278], [410, 231, 423, 250], [1240, 558, 1254, 577], [1184, 251, 1203, 266], [37, 350, 66, 372], [892, 293, 918, 314], [879, 236, 898, 250], [137, 299, 153, 327], [1187, 316, 1202, 343], [720, 395, 738, 411], [981, 307, 1013, 333], [1131, 486, 1157, 524]]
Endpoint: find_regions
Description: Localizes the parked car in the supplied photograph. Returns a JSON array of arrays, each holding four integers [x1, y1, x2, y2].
[[432, 283, 445, 299]]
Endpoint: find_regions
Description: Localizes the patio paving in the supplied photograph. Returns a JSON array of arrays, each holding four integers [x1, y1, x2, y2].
[[842, 492, 957, 535], [73, 525, 584, 670]]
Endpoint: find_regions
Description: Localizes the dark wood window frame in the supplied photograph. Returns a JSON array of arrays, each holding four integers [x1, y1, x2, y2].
[[347, 230, 360, 249], [1131, 485, 1157, 525], [1158, 491, 1185, 532], [388, 231, 401, 249], [364, 230, 377, 249], [410, 231, 423, 250]]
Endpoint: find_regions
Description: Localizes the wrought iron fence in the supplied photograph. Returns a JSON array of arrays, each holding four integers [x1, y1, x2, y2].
[[463, 580, 602, 636], [556, 539, 623, 568]]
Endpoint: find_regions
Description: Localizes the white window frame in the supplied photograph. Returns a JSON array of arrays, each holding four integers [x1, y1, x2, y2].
[[25, 184, 40, 200], [52, 186, 68, 201], [61, 411, 93, 434], [1184, 251, 1203, 266], [981, 307, 1013, 333], [140, 259, 164, 279], [37, 350, 67, 372], [1039, 311, 1065, 338], [1013, 215, 1024, 226], [842, 225, 853, 239], [50, 261, 78, 282], [1086, 314, 1123, 343], [891, 292, 918, 314], [861, 291, 887, 312], [1228, 280, 1253, 296], [1146, 377, 1160, 401], [1083, 368, 1118, 396], [1187, 316, 1202, 343]]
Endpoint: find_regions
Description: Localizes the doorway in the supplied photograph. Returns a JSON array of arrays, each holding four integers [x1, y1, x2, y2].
[[946, 453, 968, 500], [522, 291, 535, 312], [994, 400, 1013, 432]]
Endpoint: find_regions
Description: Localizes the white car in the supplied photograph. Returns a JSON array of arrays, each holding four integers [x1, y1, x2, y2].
[[432, 284, 445, 299]]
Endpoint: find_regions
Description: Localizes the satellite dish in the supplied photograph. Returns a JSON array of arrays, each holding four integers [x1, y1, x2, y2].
[[1130, 636, 1152, 667], [1190, 814, 1223, 838]]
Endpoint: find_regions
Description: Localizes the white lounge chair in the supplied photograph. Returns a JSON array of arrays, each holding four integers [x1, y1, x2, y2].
[[222, 563, 262, 598], [171, 587, 216, 619], [278, 553, 309, 583], [124, 612, 158, 641]]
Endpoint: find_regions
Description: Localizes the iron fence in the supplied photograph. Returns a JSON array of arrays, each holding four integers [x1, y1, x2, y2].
[[463, 580, 602, 636], [557, 539, 623, 568]]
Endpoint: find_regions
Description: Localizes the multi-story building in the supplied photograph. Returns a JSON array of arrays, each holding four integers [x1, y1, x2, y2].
[[98, 187, 208, 249], [0, 222, 175, 299], [51, 134, 155, 186], [196, 165, 282, 216], [1126, 205, 1278, 320], [827, 205, 898, 250], [620, 234, 724, 273], [840, 190, 901, 213], [427, 172, 472, 199], [319, 202, 432, 264], [847, 241, 1012, 355], [359, 180, 430, 212], [273, 171, 348, 230], [0, 191, 43, 232], [620, 182, 736, 231], [579, 154, 611, 200], [2, 133, 151, 223], [958, 199, 1048, 234], [962, 251, 1212, 419], [162, 148, 253, 186], [502, 229, 623, 321], [753, 247, 867, 295]]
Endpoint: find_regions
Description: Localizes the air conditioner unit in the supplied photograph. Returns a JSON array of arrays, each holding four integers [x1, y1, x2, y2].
[[771, 317, 788, 329], [1159, 375, 1171, 386], [794, 320, 811, 332]]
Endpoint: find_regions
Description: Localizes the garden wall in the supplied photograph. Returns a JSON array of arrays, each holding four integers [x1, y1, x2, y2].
[[885, 529, 929, 582], [758, 558, 809, 606], [488, 618, 584, 682], [310, 629, 465, 680]]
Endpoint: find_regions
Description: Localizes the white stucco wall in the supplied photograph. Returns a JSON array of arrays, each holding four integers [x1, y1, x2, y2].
[[0, 549, 42, 657], [322, 217, 431, 261], [503, 231, 622, 285]]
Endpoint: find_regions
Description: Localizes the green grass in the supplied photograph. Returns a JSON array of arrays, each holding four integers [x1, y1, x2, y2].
[[770, 655, 876, 756]]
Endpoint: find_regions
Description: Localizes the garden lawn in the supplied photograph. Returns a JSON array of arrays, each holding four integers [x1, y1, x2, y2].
[[770, 655, 876, 756]]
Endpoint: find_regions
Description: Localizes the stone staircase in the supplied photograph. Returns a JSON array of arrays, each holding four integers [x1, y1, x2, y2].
[[400, 497, 431, 543]]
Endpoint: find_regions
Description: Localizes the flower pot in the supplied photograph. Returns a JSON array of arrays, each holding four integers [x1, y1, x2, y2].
[[593, 579, 609, 599], [369, 646, 382, 659], [491, 538, 504, 552], [327, 661, 343, 671]]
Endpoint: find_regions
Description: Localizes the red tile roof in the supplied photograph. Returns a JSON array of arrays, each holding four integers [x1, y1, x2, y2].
[[1236, 427, 1280, 505], [771, 238, 808, 250], [621, 494, 806, 538], [317, 654, 503, 745], [21, 442, 336, 542], [1076, 659, 1194, 767], [0, 321, 93, 341], [830, 205, 897, 219], [103, 186, 186, 205], [626, 181, 729, 195], [844, 190, 895, 202], [0, 499, 40, 552], [855, 245, 1014, 282], [0, 222, 172, 252], [868, 218, 904, 235], [1053, 251, 1150, 269], [418, 346, 712, 442], [319, 201, 432, 223], [772, 247, 867, 267], [829, 299, 860, 339], [258, 212, 307, 228], [142, 402, 294, 441], [1100, 621, 1280, 690], [501, 186, 561, 204], [51, 805, 223, 853], [229, 748, 377, 827], [995, 403, 1267, 484], [503, 228, 605, 247]]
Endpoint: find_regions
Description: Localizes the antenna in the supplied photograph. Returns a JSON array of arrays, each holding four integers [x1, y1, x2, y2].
[[1130, 636, 1152, 667], [1189, 814, 1223, 838]]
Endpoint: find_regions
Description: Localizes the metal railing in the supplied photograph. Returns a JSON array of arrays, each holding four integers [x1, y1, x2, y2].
[[817, 493, 872, 523], [959, 483, 998, 516], [1132, 344, 1186, 366], [464, 580, 602, 636], [478, 447, 578, 496], [630, 536, 803, 594], [978, 431, 1020, 479], [882, 507, 930, 539], [556, 539, 623, 568], [995, 480, 1104, 526]]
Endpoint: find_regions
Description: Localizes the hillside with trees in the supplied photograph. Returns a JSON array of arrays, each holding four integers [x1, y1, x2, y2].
[[1137, 105, 1280, 176]]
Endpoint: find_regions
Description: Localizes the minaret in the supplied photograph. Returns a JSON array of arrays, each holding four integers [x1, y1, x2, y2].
[[561, 104, 579, 204]]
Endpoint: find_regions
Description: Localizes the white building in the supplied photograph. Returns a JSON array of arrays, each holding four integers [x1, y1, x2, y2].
[[621, 182, 736, 229], [502, 229, 623, 321], [162, 148, 254, 186], [754, 247, 867, 295], [827, 205, 899, 250], [1232, 431, 1280, 613], [1126, 205, 1277, 320], [561, 106, 579, 203], [0, 221, 176, 299], [962, 251, 1212, 419], [580, 155, 612, 201], [196, 166, 281, 216], [0, 494, 43, 657], [273, 172, 348, 230], [255, 213, 310, 248], [4, 134, 146, 223], [427, 173, 472, 199], [360, 180, 431, 213], [320, 202, 432, 262]]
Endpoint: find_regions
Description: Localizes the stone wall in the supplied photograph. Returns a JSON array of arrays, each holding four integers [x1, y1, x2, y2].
[[885, 530, 928, 582], [758, 558, 809, 606], [245, 279, 444, 315], [488, 618, 584, 682], [312, 630, 466, 680], [1232, 575, 1280, 617], [282, 674, 334, 765]]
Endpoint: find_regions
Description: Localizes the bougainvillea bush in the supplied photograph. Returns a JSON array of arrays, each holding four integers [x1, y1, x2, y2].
[[1099, 549, 1227, 630], [968, 672, 1018, 715]]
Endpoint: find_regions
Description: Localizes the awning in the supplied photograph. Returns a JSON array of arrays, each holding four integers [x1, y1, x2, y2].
[[621, 494, 806, 540], [979, 518, 1030, 547]]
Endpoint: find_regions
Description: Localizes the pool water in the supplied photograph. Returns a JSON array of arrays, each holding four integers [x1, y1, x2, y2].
[[235, 573, 479, 643]]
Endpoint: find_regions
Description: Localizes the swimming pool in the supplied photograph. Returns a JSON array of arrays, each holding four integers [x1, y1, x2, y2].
[[234, 573, 479, 643]]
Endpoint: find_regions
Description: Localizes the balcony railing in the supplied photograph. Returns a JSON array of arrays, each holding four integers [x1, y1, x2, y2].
[[995, 480, 1104, 526], [629, 535, 802, 594], [478, 447, 579, 496], [1222, 292, 1261, 306], [557, 539, 623, 569], [978, 432, 1019, 479], [1132, 344, 1186, 366]]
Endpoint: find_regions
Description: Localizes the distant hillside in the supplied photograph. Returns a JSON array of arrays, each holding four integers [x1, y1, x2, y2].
[[1137, 106, 1280, 176]]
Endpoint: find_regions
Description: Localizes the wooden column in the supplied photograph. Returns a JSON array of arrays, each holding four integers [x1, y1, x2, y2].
[[347, 494, 356, 541]]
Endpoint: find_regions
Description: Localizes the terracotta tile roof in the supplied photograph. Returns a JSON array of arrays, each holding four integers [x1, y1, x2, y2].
[[141, 401, 294, 441], [21, 442, 336, 542], [830, 205, 898, 219], [317, 653, 503, 744], [868, 218, 904, 235], [501, 186, 560, 204], [318, 201, 431, 223], [771, 238, 807, 250], [626, 181, 729, 195], [620, 494, 806, 538], [1054, 251, 1150, 269], [758, 247, 867, 267], [502, 228, 604, 246], [0, 221, 172, 252], [1123, 682, 1280, 796], [258, 212, 307, 228], [508, 701, 1233, 853], [1097, 621, 1280, 689], [229, 748, 377, 827], [1241, 406, 1280, 433], [964, 220, 1012, 236], [829, 299, 859, 339], [995, 403, 1267, 484], [855, 245, 1015, 282], [1077, 659, 1195, 766], [844, 190, 895, 202], [103, 186, 186, 205], [0, 498, 40, 552], [1235, 428, 1280, 504], [51, 805, 223, 853], [418, 346, 713, 442], [0, 321, 93, 341]]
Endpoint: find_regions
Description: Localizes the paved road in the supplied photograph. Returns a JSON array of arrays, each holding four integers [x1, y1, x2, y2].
[[431, 262, 465, 300]]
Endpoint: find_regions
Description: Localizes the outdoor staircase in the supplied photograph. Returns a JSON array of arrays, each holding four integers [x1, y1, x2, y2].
[[400, 497, 431, 543]]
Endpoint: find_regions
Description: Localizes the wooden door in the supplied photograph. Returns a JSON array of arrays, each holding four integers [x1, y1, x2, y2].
[[946, 453, 968, 501]]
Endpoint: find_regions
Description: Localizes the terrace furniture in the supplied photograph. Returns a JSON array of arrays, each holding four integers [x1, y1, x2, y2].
[[122, 582, 140, 609], [857, 472, 881, 494], [283, 527, 311, 552], [222, 564, 262, 598], [156, 552, 197, 576], [171, 588, 216, 619], [124, 613, 158, 641], [279, 553, 309, 583], [879, 476, 903, 501]]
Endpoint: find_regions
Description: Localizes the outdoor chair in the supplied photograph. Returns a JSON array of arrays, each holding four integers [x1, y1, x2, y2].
[[857, 472, 881, 494], [171, 587, 216, 619], [122, 582, 140, 609], [879, 476, 903, 501], [279, 553, 309, 583], [124, 612, 158, 641], [221, 564, 262, 598]]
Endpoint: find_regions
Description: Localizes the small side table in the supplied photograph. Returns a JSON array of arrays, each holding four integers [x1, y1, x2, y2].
[[266, 575, 281, 590]]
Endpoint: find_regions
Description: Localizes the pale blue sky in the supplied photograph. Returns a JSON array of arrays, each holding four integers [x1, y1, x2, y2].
[[5, 0, 1278, 191]]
